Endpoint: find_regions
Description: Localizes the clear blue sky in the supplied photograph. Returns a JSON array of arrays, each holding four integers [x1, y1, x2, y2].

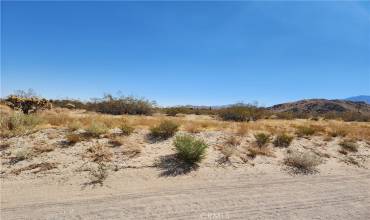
[[1, 1, 370, 106]]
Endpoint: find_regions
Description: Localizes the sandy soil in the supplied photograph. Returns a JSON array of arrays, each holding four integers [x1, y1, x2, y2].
[[1, 127, 370, 219]]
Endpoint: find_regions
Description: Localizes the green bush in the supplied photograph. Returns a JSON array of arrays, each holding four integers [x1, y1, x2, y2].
[[217, 104, 266, 122], [254, 133, 270, 148], [273, 134, 293, 148], [173, 135, 208, 164], [150, 120, 179, 139]]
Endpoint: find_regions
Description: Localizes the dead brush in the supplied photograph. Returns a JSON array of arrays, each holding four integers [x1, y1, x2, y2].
[[109, 136, 125, 147], [88, 163, 108, 185], [85, 143, 113, 163], [11, 162, 58, 175], [284, 150, 323, 174], [225, 135, 241, 147], [339, 140, 358, 153], [235, 123, 248, 136], [121, 142, 141, 158], [32, 144, 55, 154]]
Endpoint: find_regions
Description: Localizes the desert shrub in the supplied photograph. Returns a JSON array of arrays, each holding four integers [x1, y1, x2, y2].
[[284, 151, 322, 174], [173, 135, 208, 164], [150, 120, 179, 140], [85, 122, 108, 137], [9, 148, 32, 164], [85, 95, 155, 115], [165, 107, 181, 116], [273, 134, 293, 148], [295, 126, 316, 137], [218, 104, 265, 122], [120, 124, 134, 136], [5, 95, 52, 114], [162, 106, 216, 116], [65, 133, 81, 145], [0, 112, 43, 137], [219, 145, 234, 160], [254, 133, 270, 148], [339, 140, 358, 152], [236, 124, 248, 136]]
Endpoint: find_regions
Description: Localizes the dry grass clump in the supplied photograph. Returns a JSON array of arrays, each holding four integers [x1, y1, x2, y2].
[[339, 140, 358, 153], [284, 151, 323, 174], [184, 123, 202, 134], [273, 134, 293, 148], [39, 111, 73, 126], [85, 143, 113, 163], [225, 135, 241, 147], [235, 123, 248, 136], [254, 133, 270, 148], [119, 123, 134, 136], [65, 133, 82, 145], [85, 122, 109, 138], [328, 128, 348, 137], [108, 136, 126, 147], [67, 120, 83, 131], [149, 120, 179, 140], [11, 162, 58, 175], [173, 135, 208, 164], [247, 146, 274, 158]]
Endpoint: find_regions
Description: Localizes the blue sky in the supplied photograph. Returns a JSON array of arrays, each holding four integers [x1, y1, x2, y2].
[[1, 1, 370, 106]]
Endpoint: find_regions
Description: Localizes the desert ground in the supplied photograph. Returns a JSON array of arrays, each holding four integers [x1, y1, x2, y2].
[[1, 107, 370, 219]]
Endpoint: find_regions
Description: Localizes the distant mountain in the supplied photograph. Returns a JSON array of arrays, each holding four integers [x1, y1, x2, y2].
[[269, 99, 370, 115], [345, 96, 370, 104]]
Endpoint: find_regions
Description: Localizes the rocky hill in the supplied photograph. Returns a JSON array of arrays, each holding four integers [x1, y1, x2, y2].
[[269, 99, 370, 115]]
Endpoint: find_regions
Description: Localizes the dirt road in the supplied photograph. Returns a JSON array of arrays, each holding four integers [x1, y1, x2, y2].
[[2, 168, 370, 220]]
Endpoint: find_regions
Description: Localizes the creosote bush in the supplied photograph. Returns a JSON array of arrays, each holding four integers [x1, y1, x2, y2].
[[284, 151, 322, 174], [173, 135, 208, 164], [339, 140, 358, 153], [218, 105, 261, 122], [150, 120, 179, 140], [273, 134, 293, 148], [254, 133, 270, 148]]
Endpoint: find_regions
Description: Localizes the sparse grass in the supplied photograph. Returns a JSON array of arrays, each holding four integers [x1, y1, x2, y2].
[[150, 120, 179, 140], [342, 156, 361, 167], [121, 142, 142, 157], [339, 140, 358, 153], [119, 123, 134, 136], [273, 134, 293, 148], [85, 122, 108, 138], [67, 120, 83, 131], [85, 143, 113, 163], [284, 151, 323, 174], [254, 133, 270, 148], [219, 145, 235, 160], [173, 135, 208, 164], [328, 128, 348, 137]]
